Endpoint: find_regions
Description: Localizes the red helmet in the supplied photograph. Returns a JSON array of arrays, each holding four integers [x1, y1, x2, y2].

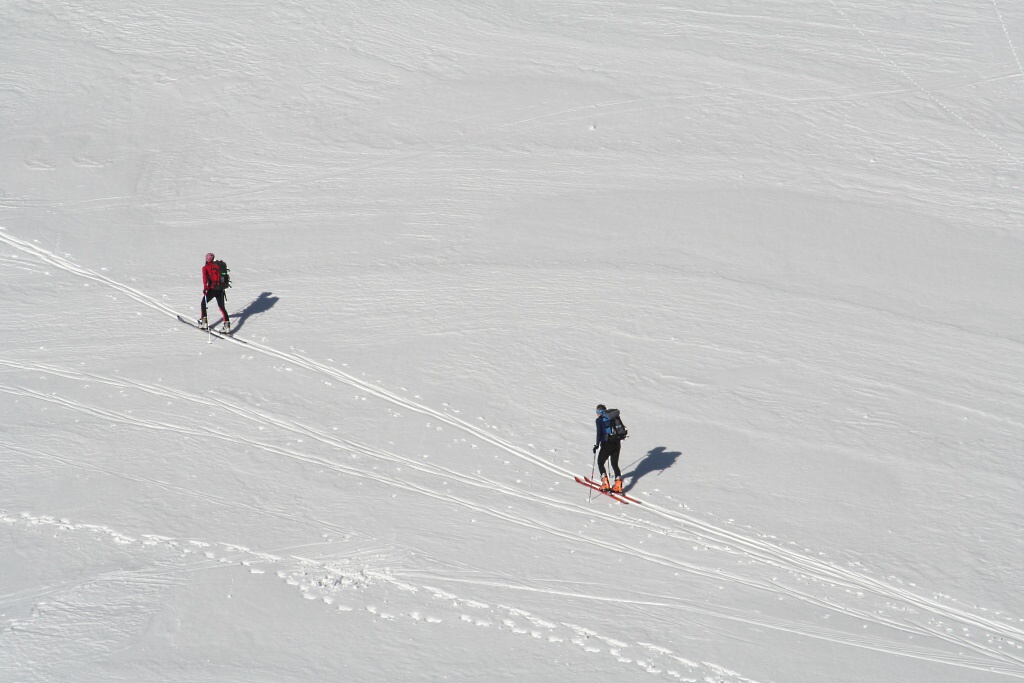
[[205, 253, 215, 263]]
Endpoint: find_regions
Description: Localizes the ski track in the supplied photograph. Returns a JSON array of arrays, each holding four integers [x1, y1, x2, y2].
[[826, 0, 1023, 168], [0, 511, 754, 683], [4, 231, 1024, 677], [7, 385, 1024, 677], [990, 0, 1024, 78], [6, 356, 1024, 673]]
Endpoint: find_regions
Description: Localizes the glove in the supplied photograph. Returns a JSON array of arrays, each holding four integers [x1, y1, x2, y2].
[[592, 445, 598, 454]]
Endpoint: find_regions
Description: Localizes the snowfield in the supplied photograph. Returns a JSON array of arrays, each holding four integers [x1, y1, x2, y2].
[[2, 1, 1024, 681]]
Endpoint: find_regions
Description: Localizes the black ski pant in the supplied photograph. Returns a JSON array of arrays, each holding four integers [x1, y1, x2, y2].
[[597, 439, 621, 479], [201, 289, 229, 322]]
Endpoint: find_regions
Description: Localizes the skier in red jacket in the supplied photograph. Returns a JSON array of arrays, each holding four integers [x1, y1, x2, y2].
[[198, 252, 230, 332]]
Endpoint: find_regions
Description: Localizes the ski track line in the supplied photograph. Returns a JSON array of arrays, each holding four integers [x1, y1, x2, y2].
[[2, 378, 1015, 671], [991, 0, 1024, 77], [709, 272, 1024, 426], [4, 243, 1024, 669], [0, 382, 774, 598], [4, 233, 1024, 672], [638, 482, 1024, 669], [827, 0, 1024, 168], [0, 512, 760, 683], [0, 360, 997, 626], [5, 382, 1024, 676], [402, 573, 1022, 678], [0, 441, 362, 541], [9, 506, 1015, 682], [0, 364, 623, 533], [0, 230, 567, 477]]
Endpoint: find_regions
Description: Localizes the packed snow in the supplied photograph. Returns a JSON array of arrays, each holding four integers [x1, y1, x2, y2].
[[2, 1, 1024, 681]]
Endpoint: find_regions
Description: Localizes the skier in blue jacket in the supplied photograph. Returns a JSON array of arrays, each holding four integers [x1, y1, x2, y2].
[[593, 404, 624, 493]]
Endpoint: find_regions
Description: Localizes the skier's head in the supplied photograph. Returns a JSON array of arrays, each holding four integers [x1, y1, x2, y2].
[[205, 252, 215, 263], [596, 404, 606, 415]]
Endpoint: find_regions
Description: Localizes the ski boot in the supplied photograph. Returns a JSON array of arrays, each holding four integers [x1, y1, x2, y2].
[[611, 478, 623, 494], [197, 317, 208, 330], [600, 475, 611, 492], [221, 319, 231, 334]]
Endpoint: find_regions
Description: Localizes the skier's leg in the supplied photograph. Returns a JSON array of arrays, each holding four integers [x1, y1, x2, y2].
[[199, 293, 210, 328], [609, 441, 624, 492], [597, 443, 612, 490], [608, 441, 622, 479], [215, 291, 229, 323]]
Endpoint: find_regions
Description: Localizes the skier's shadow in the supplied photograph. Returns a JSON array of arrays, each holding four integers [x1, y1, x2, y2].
[[230, 291, 279, 333], [624, 446, 682, 493]]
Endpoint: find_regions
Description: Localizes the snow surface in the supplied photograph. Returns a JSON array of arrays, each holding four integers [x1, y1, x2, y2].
[[2, 1, 1024, 681]]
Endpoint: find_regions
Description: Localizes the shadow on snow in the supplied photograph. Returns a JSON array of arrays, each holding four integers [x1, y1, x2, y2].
[[623, 446, 682, 493], [230, 291, 279, 333]]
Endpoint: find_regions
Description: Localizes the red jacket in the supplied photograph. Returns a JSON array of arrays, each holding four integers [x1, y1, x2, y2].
[[202, 262, 221, 292]]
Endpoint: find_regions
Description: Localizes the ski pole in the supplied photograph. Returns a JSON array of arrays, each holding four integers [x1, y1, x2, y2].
[[588, 447, 597, 503]]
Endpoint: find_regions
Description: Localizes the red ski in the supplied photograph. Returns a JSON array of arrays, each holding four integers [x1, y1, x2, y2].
[[583, 476, 642, 504], [575, 476, 629, 504]]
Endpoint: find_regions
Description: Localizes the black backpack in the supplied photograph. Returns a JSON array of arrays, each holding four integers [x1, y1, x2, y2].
[[212, 260, 231, 290], [603, 409, 628, 441]]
